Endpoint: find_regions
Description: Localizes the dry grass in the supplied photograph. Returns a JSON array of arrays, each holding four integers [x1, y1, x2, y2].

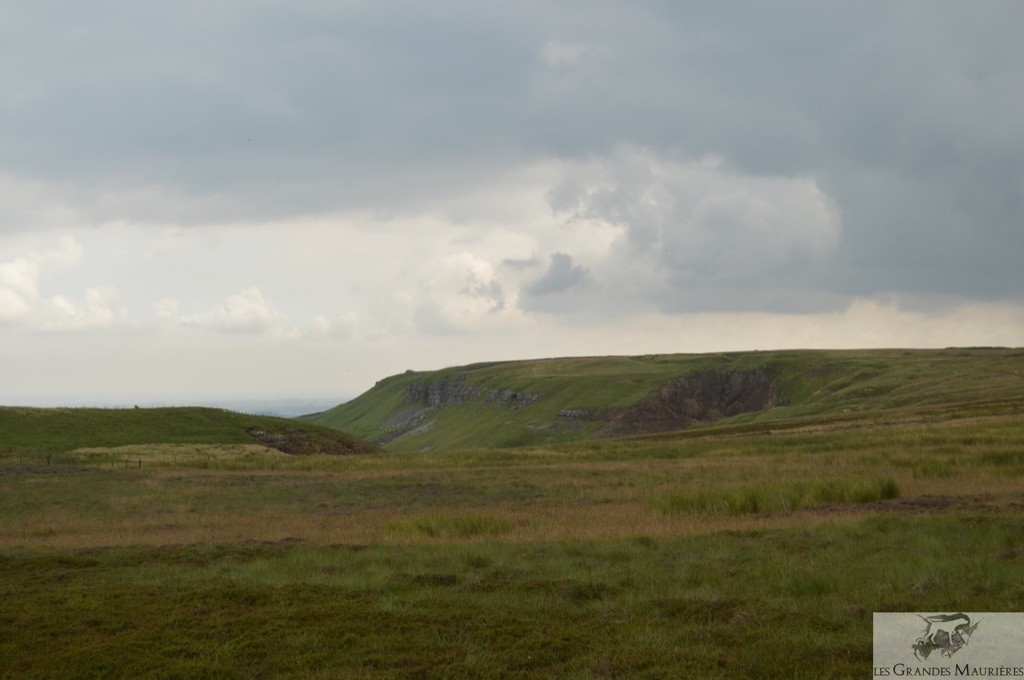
[[5, 411, 1024, 550], [70, 442, 288, 465], [5, 470, 1020, 550]]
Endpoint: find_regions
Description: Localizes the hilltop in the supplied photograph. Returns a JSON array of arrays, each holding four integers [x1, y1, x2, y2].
[[0, 406, 377, 456], [307, 348, 1024, 450]]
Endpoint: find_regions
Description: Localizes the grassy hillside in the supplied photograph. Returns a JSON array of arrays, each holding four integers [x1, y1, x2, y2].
[[0, 406, 377, 457], [308, 348, 1024, 451]]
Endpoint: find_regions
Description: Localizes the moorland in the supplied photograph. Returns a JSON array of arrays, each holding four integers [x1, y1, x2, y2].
[[2, 348, 1024, 678]]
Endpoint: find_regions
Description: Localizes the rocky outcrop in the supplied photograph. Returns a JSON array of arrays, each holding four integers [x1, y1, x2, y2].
[[484, 388, 539, 410], [371, 375, 541, 444], [603, 369, 780, 436], [406, 375, 478, 408], [404, 375, 538, 411]]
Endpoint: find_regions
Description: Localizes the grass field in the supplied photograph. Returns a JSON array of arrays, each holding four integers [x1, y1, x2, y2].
[[3, 350, 1024, 677], [0, 406, 377, 457]]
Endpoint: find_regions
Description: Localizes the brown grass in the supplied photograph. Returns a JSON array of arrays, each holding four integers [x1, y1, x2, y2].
[[6, 414, 1024, 550], [6, 476, 1019, 550]]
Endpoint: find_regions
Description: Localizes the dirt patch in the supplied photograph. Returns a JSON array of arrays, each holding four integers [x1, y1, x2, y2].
[[245, 426, 376, 455], [811, 492, 1024, 516], [393, 572, 460, 587], [0, 464, 105, 475], [261, 536, 306, 547]]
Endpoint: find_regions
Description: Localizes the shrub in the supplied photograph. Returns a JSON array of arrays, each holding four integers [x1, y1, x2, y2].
[[652, 477, 900, 516]]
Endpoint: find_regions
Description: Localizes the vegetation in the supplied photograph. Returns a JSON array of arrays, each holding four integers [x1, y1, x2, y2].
[[2, 349, 1024, 677], [651, 477, 901, 516], [0, 406, 377, 457], [307, 348, 1024, 451], [5, 515, 1024, 678]]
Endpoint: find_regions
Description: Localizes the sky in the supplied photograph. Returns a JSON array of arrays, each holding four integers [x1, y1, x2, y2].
[[2, 1, 1023, 405]]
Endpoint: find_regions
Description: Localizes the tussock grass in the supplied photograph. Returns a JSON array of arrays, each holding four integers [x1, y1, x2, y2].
[[5, 514, 1024, 678], [910, 458, 961, 479], [652, 477, 901, 516], [6, 409, 1024, 548], [388, 513, 514, 539], [70, 443, 288, 467]]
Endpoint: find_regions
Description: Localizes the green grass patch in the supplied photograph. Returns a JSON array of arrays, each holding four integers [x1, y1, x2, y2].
[[0, 406, 376, 456], [4, 514, 1024, 678], [652, 477, 900, 516], [911, 458, 961, 479], [387, 513, 514, 539]]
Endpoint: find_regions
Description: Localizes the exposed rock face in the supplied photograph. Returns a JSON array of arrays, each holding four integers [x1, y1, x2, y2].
[[604, 369, 780, 436], [406, 375, 478, 407], [484, 388, 539, 410], [404, 375, 538, 410], [374, 375, 540, 444]]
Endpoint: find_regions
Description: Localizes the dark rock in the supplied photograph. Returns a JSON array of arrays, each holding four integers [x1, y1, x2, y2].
[[604, 369, 780, 436], [485, 389, 540, 410]]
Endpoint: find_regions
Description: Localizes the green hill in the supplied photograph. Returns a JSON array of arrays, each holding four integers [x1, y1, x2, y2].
[[0, 406, 377, 456], [308, 348, 1024, 451]]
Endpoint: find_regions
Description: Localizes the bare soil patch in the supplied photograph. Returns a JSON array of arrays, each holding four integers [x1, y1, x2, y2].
[[812, 492, 1024, 516]]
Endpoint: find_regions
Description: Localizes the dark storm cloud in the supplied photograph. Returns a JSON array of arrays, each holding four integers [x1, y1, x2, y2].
[[1, 1, 541, 220], [2, 1, 1022, 308]]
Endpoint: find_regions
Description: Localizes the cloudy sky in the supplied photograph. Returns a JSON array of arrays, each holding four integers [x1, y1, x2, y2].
[[2, 1, 1023, 405]]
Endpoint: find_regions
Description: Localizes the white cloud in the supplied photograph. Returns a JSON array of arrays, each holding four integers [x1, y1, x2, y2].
[[40, 287, 127, 332], [153, 298, 181, 318], [0, 236, 83, 325], [310, 312, 359, 340], [0, 236, 123, 332], [0, 259, 38, 324], [414, 252, 513, 335], [180, 287, 293, 336]]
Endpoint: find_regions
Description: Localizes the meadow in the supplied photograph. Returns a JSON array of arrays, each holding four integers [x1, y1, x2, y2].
[[3, 390, 1024, 677]]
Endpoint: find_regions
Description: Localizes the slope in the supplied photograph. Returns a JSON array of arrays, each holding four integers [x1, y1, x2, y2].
[[0, 406, 377, 456], [308, 348, 1024, 451]]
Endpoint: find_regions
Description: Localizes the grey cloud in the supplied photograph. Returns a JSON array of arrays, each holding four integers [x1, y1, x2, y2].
[[500, 256, 541, 271], [541, 148, 842, 313], [519, 252, 591, 314], [524, 252, 588, 296], [1, 1, 541, 223], [2, 1, 1022, 309]]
